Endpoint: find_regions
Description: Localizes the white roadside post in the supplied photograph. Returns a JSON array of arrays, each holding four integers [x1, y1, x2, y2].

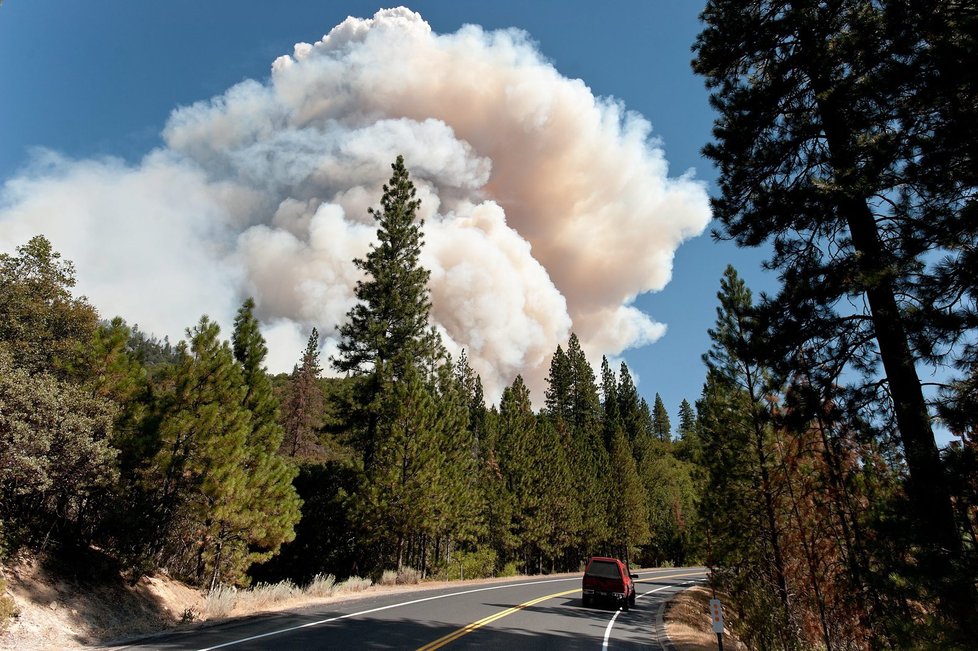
[[709, 598, 724, 651]]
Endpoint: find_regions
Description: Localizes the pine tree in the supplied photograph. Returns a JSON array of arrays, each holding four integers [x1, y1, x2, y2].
[[607, 427, 650, 563], [358, 363, 443, 571], [149, 317, 252, 585], [562, 335, 610, 557], [651, 394, 671, 443], [230, 299, 301, 577], [599, 356, 619, 448], [565, 334, 602, 433], [428, 357, 482, 563], [618, 364, 654, 465], [693, 1, 977, 633], [281, 329, 325, 459], [674, 399, 701, 465], [333, 156, 440, 471], [148, 316, 298, 587], [704, 266, 793, 641], [497, 376, 538, 570], [697, 369, 783, 645], [532, 417, 580, 571], [454, 350, 486, 460], [544, 345, 572, 423]]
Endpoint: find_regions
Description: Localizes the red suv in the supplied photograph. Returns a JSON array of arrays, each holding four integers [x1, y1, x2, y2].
[[582, 556, 637, 610]]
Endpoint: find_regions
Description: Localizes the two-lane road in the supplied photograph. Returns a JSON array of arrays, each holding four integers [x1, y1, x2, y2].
[[114, 567, 705, 650]]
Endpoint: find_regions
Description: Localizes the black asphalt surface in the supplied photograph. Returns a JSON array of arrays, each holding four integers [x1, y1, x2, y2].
[[110, 567, 706, 650]]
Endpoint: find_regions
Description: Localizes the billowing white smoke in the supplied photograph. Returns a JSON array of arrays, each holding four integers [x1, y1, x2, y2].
[[0, 7, 710, 401]]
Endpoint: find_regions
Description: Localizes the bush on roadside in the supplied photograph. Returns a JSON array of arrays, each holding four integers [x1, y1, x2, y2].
[[335, 576, 372, 594], [379, 569, 398, 586], [248, 581, 298, 608], [396, 566, 421, 584], [498, 561, 519, 577], [0, 578, 17, 632], [203, 584, 238, 618], [304, 573, 335, 598], [432, 548, 497, 581]]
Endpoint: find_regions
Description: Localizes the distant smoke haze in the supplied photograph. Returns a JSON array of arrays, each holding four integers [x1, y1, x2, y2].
[[0, 7, 710, 401]]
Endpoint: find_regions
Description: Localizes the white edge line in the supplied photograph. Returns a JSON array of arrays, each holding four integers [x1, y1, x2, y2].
[[601, 608, 624, 650], [196, 570, 678, 651], [602, 575, 706, 650]]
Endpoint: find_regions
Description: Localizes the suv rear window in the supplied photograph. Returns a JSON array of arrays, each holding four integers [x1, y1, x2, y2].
[[585, 561, 621, 579]]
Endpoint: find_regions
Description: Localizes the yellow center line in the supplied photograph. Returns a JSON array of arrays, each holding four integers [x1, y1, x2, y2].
[[416, 570, 704, 651], [417, 588, 579, 651]]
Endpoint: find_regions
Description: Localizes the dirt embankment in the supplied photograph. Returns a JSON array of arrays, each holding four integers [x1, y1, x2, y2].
[[0, 550, 202, 650], [664, 585, 747, 651]]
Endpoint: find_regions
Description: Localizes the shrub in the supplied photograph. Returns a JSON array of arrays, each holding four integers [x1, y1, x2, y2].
[[379, 569, 398, 586], [0, 578, 17, 632], [396, 566, 421, 584], [203, 584, 238, 619], [247, 581, 298, 608], [335, 576, 372, 594], [499, 561, 519, 577], [304, 573, 336, 598], [458, 549, 497, 580]]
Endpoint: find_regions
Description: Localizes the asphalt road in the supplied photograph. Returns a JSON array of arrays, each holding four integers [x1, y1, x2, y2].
[[112, 567, 706, 650]]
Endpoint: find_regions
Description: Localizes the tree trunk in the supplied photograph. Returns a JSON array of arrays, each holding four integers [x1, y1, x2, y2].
[[808, 59, 976, 634]]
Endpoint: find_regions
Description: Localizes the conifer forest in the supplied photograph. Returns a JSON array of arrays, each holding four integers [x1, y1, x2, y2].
[[2, 1, 977, 648]]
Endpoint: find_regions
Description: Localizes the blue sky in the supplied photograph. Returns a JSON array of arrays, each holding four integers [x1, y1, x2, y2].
[[0, 1, 777, 423]]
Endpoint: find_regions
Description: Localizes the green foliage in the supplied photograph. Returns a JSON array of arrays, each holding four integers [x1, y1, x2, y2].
[[355, 364, 444, 569], [544, 345, 572, 422], [281, 329, 326, 460], [694, 1, 978, 642], [0, 343, 118, 549], [0, 235, 98, 375], [651, 394, 671, 443], [333, 155, 438, 379], [436, 547, 497, 580], [231, 299, 302, 573], [606, 428, 650, 560], [147, 315, 298, 587], [673, 399, 701, 466], [250, 461, 360, 585], [640, 452, 699, 567], [333, 155, 443, 474]]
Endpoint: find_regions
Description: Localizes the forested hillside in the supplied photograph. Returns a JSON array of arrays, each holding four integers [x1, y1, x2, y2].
[[0, 157, 702, 610]]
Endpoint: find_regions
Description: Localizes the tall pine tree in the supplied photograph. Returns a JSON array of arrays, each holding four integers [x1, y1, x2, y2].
[[693, 1, 977, 632], [333, 155, 441, 470]]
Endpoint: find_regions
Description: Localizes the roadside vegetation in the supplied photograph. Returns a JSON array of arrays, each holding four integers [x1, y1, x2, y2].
[[690, 0, 978, 648]]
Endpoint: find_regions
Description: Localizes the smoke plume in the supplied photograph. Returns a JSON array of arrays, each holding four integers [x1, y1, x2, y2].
[[0, 7, 710, 400]]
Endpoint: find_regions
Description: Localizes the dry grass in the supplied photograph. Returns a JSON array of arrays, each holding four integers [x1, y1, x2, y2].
[[665, 586, 747, 651], [304, 573, 336, 598], [0, 578, 18, 633], [202, 584, 238, 619], [396, 567, 421, 585], [335, 576, 372, 594], [246, 581, 299, 608]]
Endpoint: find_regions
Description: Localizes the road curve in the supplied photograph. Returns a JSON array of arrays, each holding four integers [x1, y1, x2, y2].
[[111, 567, 706, 650]]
